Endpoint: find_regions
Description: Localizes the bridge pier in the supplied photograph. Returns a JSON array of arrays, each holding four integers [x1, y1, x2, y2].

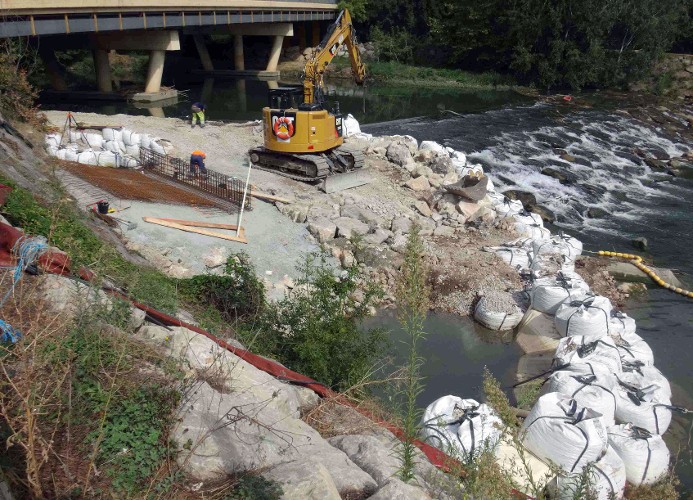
[[144, 50, 166, 94], [234, 35, 245, 71], [266, 35, 284, 72], [193, 34, 214, 72], [92, 49, 113, 93], [38, 48, 68, 91]]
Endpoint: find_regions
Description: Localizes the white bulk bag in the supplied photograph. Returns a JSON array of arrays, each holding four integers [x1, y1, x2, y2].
[[488, 246, 532, 271], [614, 332, 654, 366], [551, 445, 626, 500], [553, 233, 583, 260], [121, 129, 141, 147], [554, 336, 623, 375], [419, 141, 447, 156], [45, 145, 59, 157], [614, 375, 673, 434], [530, 272, 591, 314], [125, 145, 140, 157], [546, 370, 618, 427], [506, 236, 535, 249], [342, 114, 361, 138], [64, 149, 79, 162], [620, 362, 671, 399], [104, 140, 125, 154], [532, 238, 580, 264], [68, 130, 81, 143], [139, 133, 152, 149], [494, 198, 524, 218], [521, 392, 607, 473], [516, 222, 552, 240], [474, 293, 524, 331], [421, 396, 502, 459], [55, 149, 68, 160], [150, 140, 166, 155], [77, 150, 99, 166], [102, 127, 121, 142], [609, 311, 637, 336], [96, 151, 118, 167], [608, 423, 670, 485], [83, 132, 104, 150], [555, 295, 613, 339], [530, 252, 576, 277], [486, 191, 506, 206], [514, 211, 544, 227], [45, 133, 62, 149], [119, 157, 139, 168]]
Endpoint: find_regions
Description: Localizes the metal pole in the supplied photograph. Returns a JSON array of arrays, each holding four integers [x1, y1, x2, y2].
[[236, 160, 252, 238]]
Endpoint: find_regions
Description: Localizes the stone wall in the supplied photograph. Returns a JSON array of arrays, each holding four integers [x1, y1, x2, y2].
[[634, 52, 693, 98]]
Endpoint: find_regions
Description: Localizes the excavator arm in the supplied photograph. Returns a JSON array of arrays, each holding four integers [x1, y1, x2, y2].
[[303, 9, 366, 106]]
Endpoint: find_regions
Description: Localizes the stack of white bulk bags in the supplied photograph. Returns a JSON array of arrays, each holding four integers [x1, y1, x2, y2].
[[555, 295, 613, 339], [521, 393, 608, 473], [421, 396, 502, 460], [608, 424, 670, 485]]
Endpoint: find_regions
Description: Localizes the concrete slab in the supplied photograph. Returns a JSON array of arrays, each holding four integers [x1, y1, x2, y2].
[[516, 352, 554, 382], [606, 261, 683, 288], [515, 309, 560, 355], [496, 436, 553, 495], [191, 69, 281, 80], [131, 89, 179, 103]]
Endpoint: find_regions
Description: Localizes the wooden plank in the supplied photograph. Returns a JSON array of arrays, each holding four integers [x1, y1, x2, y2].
[[157, 218, 242, 231], [250, 190, 291, 204], [143, 217, 247, 244]]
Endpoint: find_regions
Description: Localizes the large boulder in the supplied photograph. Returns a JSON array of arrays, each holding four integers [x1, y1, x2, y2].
[[341, 204, 380, 226], [386, 143, 412, 167], [391, 217, 412, 234], [363, 228, 393, 246], [264, 459, 341, 500], [369, 480, 432, 500], [38, 274, 112, 321], [502, 190, 537, 210], [428, 155, 453, 175], [308, 218, 337, 243], [173, 382, 378, 496], [279, 204, 309, 223], [414, 200, 432, 217], [405, 176, 431, 192], [456, 200, 482, 219], [335, 217, 370, 239]]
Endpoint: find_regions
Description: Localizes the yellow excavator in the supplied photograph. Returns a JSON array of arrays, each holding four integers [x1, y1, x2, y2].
[[248, 9, 369, 193]]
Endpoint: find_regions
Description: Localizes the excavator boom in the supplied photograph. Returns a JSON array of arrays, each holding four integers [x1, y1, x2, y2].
[[303, 9, 366, 105]]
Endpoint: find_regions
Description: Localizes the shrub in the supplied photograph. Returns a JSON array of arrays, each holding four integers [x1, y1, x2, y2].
[[226, 475, 283, 500], [180, 253, 266, 323], [0, 41, 41, 123], [245, 251, 385, 392]]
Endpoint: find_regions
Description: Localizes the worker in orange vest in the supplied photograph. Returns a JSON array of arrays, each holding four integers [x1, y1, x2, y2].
[[190, 150, 207, 175]]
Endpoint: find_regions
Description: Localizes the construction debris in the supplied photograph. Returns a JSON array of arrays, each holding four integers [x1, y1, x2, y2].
[[143, 217, 247, 244]]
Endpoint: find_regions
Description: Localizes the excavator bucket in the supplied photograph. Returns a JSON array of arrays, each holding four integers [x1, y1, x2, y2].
[[320, 170, 372, 194]]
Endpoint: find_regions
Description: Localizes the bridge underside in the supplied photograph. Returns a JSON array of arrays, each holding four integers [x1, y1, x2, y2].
[[0, 10, 334, 38]]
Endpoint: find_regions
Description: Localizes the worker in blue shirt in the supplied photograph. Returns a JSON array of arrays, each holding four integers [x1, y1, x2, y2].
[[191, 101, 206, 128]]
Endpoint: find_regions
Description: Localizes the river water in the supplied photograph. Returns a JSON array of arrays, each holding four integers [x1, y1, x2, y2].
[[45, 78, 693, 490]]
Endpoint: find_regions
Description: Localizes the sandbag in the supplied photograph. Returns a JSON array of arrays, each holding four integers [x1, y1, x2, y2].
[[550, 445, 626, 500], [68, 130, 81, 143], [421, 396, 502, 459], [45, 145, 59, 157], [530, 271, 591, 314], [609, 311, 637, 337], [553, 233, 583, 260], [120, 156, 139, 168], [521, 392, 608, 473], [342, 114, 361, 138], [614, 375, 674, 434], [77, 150, 99, 166], [488, 246, 532, 271], [104, 140, 125, 154], [555, 295, 613, 339], [515, 222, 552, 240], [55, 149, 67, 160], [613, 332, 654, 366], [532, 238, 580, 264], [45, 133, 62, 149], [473, 292, 524, 331], [494, 198, 524, 218], [620, 362, 671, 399], [419, 141, 447, 156], [102, 127, 121, 142], [121, 129, 141, 147], [96, 151, 118, 167], [125, 145, 140, 157], [139, 133, 152, 149], [530, 253, 577, 279], [64, 149, 79, 162], [608, 424, 670, 485], [83, 132, 103, 150], [514, 211, 544, 227], [546, 370, 618, 427], [150, 140, 165, 155], [554, 336, 623, 375]]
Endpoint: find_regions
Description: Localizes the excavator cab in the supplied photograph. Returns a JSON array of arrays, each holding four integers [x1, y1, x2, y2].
[[268, 87, 304, 110]]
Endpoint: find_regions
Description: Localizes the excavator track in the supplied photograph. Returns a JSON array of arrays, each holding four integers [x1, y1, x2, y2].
[[248, 146, 365, 183]]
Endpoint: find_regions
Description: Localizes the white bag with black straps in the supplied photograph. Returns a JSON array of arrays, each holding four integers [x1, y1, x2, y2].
[[545, 369, 618, 427], [555, 295, 613, 340], [554, 336, 623, 375], [532, 238, 580, 263], [609, 311, 637, 336], [550, 445, 626, 500], [614, 373, 675, 435], [530, 252, 576, 277], [530, 271, 591, 314], [552, 233, 584, 260], [521, 392, 608, 473], [494, 198, 524, 218], [620, 361, 671, 399], [421, 396, 502, 460], [487, 245, 532, 271], [473, 292, 524, 331], [613, 331, 654, 366], [608, 423, 670, 485]]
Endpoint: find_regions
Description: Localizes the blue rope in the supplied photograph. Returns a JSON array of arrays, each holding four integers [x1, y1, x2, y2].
[[0, 235, 48, 345]]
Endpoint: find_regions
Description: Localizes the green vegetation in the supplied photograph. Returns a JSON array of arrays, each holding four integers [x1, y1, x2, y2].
[[393, 225, 430, 481], [241, 251, 386, 392], [0, 40, 43, 124], [344, 0, 691, 90], [225, 475, 283, 500]]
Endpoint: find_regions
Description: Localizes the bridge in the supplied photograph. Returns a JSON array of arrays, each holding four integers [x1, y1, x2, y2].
[[0, 1, 338, 100]]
